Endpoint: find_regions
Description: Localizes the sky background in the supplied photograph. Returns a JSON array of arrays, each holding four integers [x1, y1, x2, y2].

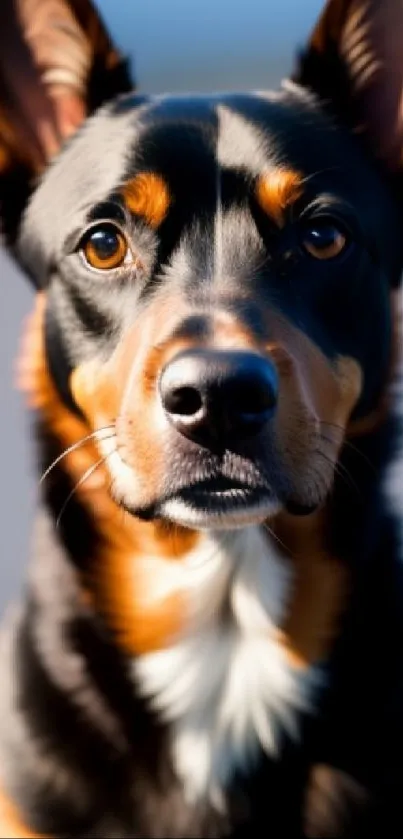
[[97, 0, 323, 92], [0, 0, 323, 611]]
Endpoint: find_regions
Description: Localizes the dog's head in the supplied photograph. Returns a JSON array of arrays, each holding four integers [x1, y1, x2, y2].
[[3, 0, 403, 533]]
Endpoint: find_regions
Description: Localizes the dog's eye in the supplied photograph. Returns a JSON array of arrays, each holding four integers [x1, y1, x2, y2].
[[81, 224, 128, 270], [301, 220, 347, 260]]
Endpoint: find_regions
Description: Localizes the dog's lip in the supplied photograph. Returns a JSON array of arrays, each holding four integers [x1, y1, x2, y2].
[[124, 475, 275, 523], [174, 475, 269, 498], [166, 475, 274, 511]]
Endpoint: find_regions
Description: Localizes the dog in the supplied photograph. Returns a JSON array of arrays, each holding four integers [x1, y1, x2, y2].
[[0, 0, 403, 835]]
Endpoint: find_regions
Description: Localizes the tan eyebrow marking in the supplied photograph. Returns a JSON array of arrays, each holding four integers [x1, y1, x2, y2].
[[121, 172, 170, 228], [255, 168, 303, 227]]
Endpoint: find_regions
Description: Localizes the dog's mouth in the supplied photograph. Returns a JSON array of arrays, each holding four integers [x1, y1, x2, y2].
[[132, 475, 281, 530], [173, 475, 274, 510], [106, 431, 325, 530]]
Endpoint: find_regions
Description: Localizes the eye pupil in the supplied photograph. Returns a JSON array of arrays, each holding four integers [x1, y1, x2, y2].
[[82, 223, 128, 270], [91, 229, 119, 258], [306, 226, 333, 246], [302, 220, 347, 260]]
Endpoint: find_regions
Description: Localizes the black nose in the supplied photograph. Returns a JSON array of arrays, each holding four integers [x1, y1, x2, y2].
[[159, 349, 278, 446]]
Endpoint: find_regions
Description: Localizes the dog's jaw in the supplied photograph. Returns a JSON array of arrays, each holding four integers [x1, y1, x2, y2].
[[134, 526, 318, 808], [157, 493, 282, 531]]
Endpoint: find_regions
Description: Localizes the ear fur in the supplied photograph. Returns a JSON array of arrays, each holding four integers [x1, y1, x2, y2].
[[294, 0, 403, 176], [0, 0, 133, 249]]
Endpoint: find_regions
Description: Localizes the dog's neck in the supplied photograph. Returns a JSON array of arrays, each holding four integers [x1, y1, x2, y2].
[[131, 516, 348, 804]]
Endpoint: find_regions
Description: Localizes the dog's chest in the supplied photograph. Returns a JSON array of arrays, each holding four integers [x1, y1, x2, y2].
[[134, 527, 316, 805]]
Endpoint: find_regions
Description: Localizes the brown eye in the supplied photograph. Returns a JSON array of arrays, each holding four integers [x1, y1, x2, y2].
[[82, 224, 128, 270], [301, 220, 348, 260]]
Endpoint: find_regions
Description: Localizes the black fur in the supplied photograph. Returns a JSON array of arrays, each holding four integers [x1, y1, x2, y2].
[[1, 4, 403, 837]]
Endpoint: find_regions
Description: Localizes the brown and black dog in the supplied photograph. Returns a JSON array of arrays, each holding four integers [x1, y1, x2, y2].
[[1, 0, 403, 836]]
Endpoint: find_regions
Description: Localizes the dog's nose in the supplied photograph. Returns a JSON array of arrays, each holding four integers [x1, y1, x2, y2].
[[159, 349, 278, 445]]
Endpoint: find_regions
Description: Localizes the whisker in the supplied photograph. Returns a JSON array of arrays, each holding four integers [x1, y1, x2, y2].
[[262, 520, 290, 555], [319, 423, 376, 474], [40, 425, 115, 485], [319, 420, 345, 435], [298, 166, 344, 186], [315, 447, 362, 501], [56, 454, 111, 528]]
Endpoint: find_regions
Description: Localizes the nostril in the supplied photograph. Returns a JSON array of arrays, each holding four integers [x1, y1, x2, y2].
[[164, 385, 203, 417]]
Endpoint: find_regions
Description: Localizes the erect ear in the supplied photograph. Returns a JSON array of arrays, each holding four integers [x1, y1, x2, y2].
[[293, 0, 403, 176], [0, 0, 133, 249]]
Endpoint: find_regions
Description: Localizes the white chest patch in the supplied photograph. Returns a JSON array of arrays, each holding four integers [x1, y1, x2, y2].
[[134, 527, 317, 805]]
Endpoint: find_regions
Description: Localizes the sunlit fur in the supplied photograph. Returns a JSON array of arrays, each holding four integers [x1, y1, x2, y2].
[[135, 526, 317, 806], [0, 0, 403, 831]]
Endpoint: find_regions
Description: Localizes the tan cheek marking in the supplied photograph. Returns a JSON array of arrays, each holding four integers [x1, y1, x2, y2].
[[69, 293, 204, 516], [19, 295, 199, 655], [255, 168, 303, 228], [17, 293, 108, 500], [288, 346, 362, 433], [332, 356, 363, 427], [263, 326, 358, 485], [261, 323, 359, 669], [121, 172, 170, 228], [70, 293, 205, 506], [0, 787, 44, 838], [71, 355, 200, 654], [274, 510, 349, 669], [266, 313, 363, 474], [70, 345, 165, 507], [263, 330, 357, 670], [264, 316, 359, 426]]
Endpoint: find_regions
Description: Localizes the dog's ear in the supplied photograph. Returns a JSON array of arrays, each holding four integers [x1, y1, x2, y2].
[[294, 0, 403, 175], [0, 0, 133, 248]]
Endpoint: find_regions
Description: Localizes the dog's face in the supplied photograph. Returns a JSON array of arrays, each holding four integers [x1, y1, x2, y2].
[[18, 86, 402, 530]]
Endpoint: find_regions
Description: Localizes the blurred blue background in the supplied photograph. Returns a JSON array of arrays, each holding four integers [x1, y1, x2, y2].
[[98, 0, 323, 92], [0, 0, 323, 610]]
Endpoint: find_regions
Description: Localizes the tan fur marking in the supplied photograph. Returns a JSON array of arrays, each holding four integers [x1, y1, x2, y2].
[[255, 169, 303, 227], [263, 311, 363, 499], [17, 295, 371, 667], [0, 786, 44, 838], [72, 350, 197, 653], [95, 549, 185, 655], [274, 510, 348, 668], [18, 294, 198, 655], [271, 352, 359, 671], [260, 323, 362, 671], [121, 172, 170, 228], [212, 312, 256, 351], [17, 293, 107, 501]]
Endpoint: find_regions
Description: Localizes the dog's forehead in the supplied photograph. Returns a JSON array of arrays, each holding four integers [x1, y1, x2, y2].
[[18, 88, 380, 279], [114, 89, 343, 179]]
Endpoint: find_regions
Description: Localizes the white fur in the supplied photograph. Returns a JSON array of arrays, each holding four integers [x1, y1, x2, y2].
[[134, 526, 317, 806], [160, 495, 280, 530], [216, 105, 270, 173]]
